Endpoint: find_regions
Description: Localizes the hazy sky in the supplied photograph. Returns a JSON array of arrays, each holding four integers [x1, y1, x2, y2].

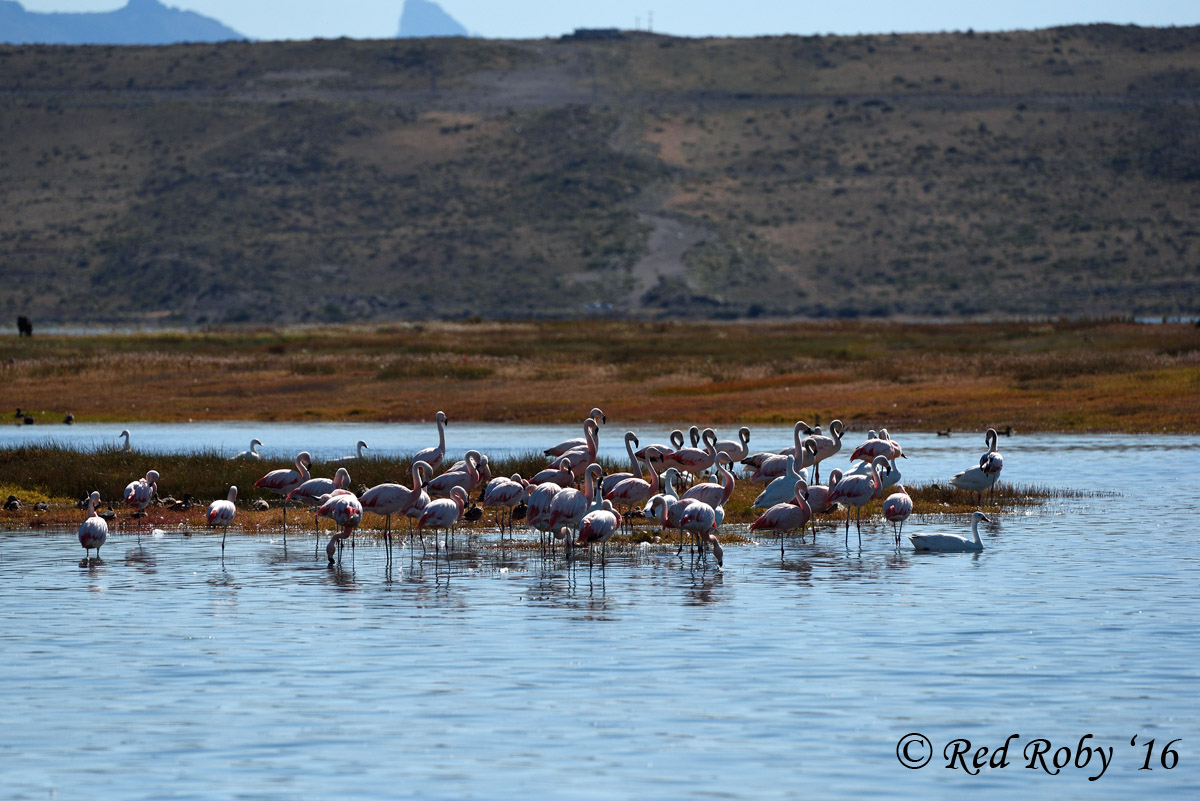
[[20, 1, 1200, 41]]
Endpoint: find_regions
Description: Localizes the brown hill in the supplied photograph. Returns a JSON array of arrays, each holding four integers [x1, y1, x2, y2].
[[1, 26, 1198, 327]]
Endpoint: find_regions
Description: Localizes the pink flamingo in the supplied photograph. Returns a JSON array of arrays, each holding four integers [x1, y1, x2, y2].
[[803, 419, 844, 482], [828, 455, 890, 547], [525, 482, 564, 550], [419, 485, 469, 553], [287, 467, 352, 555], [678, 499, 724, 567], [681, 452, 735, 509], [253, 450, 312, 543], [635, 430, 685, 471], [123, 469, 159, 540], [850, 428, 905, 463], [427, 450, 482, 497], [77, 490, 108, 560], [398, 461, 434, 541], [316, 489, 363, 564], [665, 427, 718, 479], [576, 499, 623, 564], [802, 468, 843, 515], [547, 463, 603, 550], [529, 456, 574, 488], [557, 418, 600, 479], [483, 473, 529, 537], [413, 410, 449, 469], [207, 485, 238, 553], [644, 489, 688, 552], [883, 485, 913, 548], [712, 426, 752, 462], [749, 480, 813, 555], [605, 446, 662, 528], [544, 407, 606, 457], [601, 431, 645, 496], [360, 461, 430, 552], [749, 423, 815, 483]]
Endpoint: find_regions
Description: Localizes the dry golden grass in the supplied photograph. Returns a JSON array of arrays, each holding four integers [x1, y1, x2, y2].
[[3, 319, 1197, 431]]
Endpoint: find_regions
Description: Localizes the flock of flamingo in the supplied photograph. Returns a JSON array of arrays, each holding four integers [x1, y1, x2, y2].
[[76, 409, 1006, 565]]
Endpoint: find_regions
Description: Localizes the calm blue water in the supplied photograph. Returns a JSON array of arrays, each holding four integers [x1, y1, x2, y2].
[[1, 432, 1198, 799]]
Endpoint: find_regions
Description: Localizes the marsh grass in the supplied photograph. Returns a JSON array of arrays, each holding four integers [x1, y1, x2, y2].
[[2, 445, 1069, 542]]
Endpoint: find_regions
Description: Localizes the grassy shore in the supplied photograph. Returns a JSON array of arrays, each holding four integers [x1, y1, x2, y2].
[[3, 319, 1198, 432]]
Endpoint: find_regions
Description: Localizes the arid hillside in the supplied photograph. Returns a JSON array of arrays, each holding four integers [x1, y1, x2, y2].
[[1, 26, 1198, 326]]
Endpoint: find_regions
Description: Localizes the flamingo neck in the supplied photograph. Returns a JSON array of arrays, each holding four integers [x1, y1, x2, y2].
[[626, 435, 640, 477]]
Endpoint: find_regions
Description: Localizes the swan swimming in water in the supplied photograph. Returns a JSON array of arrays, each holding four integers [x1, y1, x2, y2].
[[909, 511, 991, 552]]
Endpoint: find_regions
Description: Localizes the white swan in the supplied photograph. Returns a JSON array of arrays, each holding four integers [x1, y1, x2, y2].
[[232, 438, 263, 461], [118, 429, 132, 452], [328, 440, 369, 465], [909, 511, 991, 552]]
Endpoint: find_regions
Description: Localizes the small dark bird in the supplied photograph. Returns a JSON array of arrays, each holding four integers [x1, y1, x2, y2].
[[63, 413, 74, 425], [462, 503, 483, 523], [4, 495, 21, 511]]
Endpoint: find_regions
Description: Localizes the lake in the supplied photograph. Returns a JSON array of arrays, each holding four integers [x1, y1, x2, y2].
[[1, 429, 1197, 798]]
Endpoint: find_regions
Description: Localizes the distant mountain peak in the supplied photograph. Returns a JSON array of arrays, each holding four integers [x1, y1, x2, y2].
[[0, 0, 246, 45], [397, 0, 470, 38]]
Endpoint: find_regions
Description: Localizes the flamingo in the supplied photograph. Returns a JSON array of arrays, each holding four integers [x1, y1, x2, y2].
[[601, 431, 645, 496], [483, 473, 529, 537], [576, 499, 623, 564], [883, 485, 913, 548], [117, 429, 132, 452], [712, 426, 752, 462], [77, 490, 108, 559], [207, 485, 238, 553], [253, 450, 312, 544], [525, 482, 564, 552], [804, 419, 844, 482], [287, 467, 352, 555], [748, 423, 815, 483], [232, 438, 263, 461], [360, 461, 429, 552], [544, 407, 606, 457], [681, 452, 735, 509], [845, 450, 901, 498], [547, 463, 603, 551], [316, 490, 364, 564], [678, 499, 723, 567], [665, 427, 718, 479], [910, 511, 991, 552], [529, 456, 574, 488], [802, 468, 843, 516], [328, 440, 369, 465], [427, 450, 482, 497], [850, 428, 905, 463], [635, 429, 685, 471], [123, 469, 159, 539], [827, 455, 890, 547], [418, 485, 469, 553], [605, 446, 661, 528], [749, 480, 813, 554], [413, 410, 449, 469], [556, 418, 600, 479], [398, 461, 434, 541]]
